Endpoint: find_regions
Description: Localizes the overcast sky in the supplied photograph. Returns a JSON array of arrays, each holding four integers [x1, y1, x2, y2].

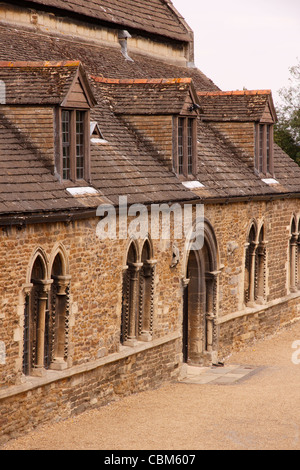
[[172, 0, 300, 105]]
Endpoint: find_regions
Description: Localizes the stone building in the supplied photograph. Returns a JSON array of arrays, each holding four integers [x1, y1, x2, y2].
[[1, 0, 300, 444]]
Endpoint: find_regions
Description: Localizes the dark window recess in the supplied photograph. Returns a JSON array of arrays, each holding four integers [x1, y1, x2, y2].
[[76, 111, 85, 180], [62, 110, 71, 180], [22, 293, 30, 376], [174, 117, 197, 177], [60, 109, 88, 182], [187, 119, 193, 175], [256, 123, 274, 176], [266, 125, 271, 174], [178, 118, 184, 175], [259, 124, 264, 173]]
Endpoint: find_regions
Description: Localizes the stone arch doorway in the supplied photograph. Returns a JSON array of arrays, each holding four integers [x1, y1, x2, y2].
[[183, 222, 219, 366]]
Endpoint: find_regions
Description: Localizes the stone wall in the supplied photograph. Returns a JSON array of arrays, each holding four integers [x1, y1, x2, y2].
[[1, 196, 300, 442], [1, 197, 300, 386], [218, 295, 300, 359], [0, 334, 181, 446], [0, 214, 185, 388]]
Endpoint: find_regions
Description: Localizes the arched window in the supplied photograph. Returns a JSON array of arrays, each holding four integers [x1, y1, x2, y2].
[[297, 219, 300, 291], [244, 224, 257, 305], [244, 223, 267, 306], [289, 217, 298, 293], [121, 242, 139, 346], [255, 225, 266, 303], [49, 252, 70, 370], [138, 240, 155, 342], [121, 240, 156, 346], [23, 253, 51, 376]]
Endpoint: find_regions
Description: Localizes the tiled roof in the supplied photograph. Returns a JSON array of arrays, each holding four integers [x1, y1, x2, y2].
[[0, 23, 300, 219], [0, 61, 82, 105], [89, 81, 196, 205], [193, 121, 295, 200], [0, 25, 219, 92], [197, 90, 276, 122], [91, 77, 198, 115], [20, 0, 192, 42], [0, 113, 107, 215]]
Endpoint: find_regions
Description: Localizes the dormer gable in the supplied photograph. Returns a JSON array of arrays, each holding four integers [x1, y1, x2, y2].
[[61, 66, 97, 110], [0, 60, 96, 107], [197, 90, 277, 177], [91, 76, 201, 175], [261, 98, 277, 124], [0, 61, 97, 180]]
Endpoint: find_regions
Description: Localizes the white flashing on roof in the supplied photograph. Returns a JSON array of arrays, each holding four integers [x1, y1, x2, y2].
[[262, 178, 279, 185], [67, 187, 99, 196], [91, 137, 108, 144], [182, 181, 205, 189]]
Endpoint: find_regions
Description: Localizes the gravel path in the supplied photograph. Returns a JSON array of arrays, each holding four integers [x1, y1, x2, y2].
[[2, 321, 300, 450]]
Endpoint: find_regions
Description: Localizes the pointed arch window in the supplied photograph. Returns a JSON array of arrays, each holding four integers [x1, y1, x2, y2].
[[244, 224, 257, 306], [121, 240, 156, 346], [23, 250, 71, 376], [50, 253, 71, 370], [23, 254, 52, 376], [244, 223, 267, 306], [139, 240, 156, 342], [289, 218, 298, 293], [255, 225, 267, 303], [121, 242, 140, 346]]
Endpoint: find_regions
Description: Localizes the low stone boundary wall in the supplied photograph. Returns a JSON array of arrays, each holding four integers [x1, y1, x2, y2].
[[0, 333, 181, 446], [218, 293, 300, 358]]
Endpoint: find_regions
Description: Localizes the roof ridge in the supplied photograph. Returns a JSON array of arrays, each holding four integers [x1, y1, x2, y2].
[[197, 90, 271, 97], [0, 60, 81, 68], [161, 0, 193, 34], [90, 76, 192, 85]]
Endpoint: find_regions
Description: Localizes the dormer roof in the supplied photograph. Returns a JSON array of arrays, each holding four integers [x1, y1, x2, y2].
[[197, 90, 277, 123], [91, 77, 201, 116], [0, 61, 97, 107]]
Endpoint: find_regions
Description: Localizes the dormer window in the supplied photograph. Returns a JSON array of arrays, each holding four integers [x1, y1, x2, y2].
[[53, 64, 97, 183], [173, 116, 197, 177], [61, 109, 89, 181], [197, 90, 277, 179], [255, 123, 274, 176]]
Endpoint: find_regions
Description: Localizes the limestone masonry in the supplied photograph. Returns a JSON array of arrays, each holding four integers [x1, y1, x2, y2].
[[0, 0, 300, 445]]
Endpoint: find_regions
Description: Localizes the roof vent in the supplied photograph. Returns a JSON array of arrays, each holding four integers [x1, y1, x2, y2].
[[118, 30, 134, 62]]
